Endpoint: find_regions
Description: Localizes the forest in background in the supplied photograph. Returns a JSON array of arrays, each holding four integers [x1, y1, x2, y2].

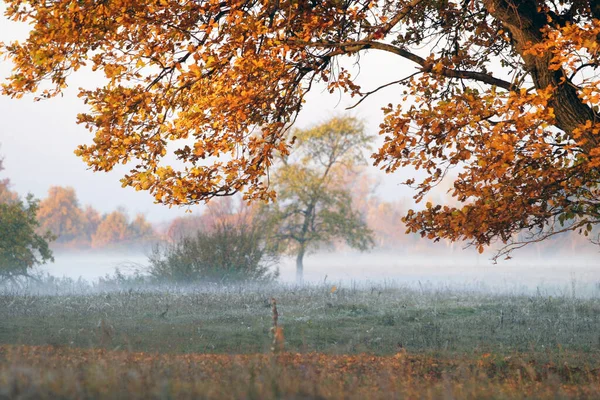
[[7, 182, 593, 257]]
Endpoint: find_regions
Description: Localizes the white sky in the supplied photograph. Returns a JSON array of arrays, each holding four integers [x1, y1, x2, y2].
[[0, 7, 423, 223]]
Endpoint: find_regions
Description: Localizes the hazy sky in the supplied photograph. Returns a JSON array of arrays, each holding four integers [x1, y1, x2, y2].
[[0, 6, 420, 224]]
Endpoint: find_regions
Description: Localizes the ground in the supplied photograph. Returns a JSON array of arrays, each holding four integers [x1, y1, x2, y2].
[[1, 282, 599, 398]]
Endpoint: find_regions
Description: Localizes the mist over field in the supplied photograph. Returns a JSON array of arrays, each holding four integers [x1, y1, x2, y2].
[[40, 247, 600, 296]]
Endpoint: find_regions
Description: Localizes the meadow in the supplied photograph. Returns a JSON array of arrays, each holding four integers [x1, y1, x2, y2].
[[1, 280, 600, 398]]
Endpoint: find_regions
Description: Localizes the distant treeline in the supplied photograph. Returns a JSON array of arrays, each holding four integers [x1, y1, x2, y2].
[[35, 186, 155, 249], [29, 185, 597, 255]]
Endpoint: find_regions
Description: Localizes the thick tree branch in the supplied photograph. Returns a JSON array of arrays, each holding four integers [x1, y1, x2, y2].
[[363, 41, 514, 90], [303, 39, 514, 90], [591, 0, 600, 21]]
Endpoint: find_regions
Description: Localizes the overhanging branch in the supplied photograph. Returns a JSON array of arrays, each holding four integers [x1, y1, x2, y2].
[[292, 38, 515, 91], [341, 41, 514, 91]]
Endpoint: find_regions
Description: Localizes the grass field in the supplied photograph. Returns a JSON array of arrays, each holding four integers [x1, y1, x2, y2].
[[1, 281, 600, 398]]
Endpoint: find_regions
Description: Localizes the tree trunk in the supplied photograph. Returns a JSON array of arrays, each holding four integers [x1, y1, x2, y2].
[[296, 203, 314, 284], [484, 0, 598, 152], [296, 244, 305, 284]]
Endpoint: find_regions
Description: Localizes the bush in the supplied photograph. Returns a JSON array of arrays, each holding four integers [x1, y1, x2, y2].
[[147, 221, 279, 283]]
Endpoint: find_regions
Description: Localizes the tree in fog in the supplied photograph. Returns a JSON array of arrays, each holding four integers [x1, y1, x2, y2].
[[37, 186, 87, 244], [265, 116, 374, 282], [0, 152, 17, 204], [0, 154, 54, 282], [91, 209, 155, 248], [81, 205, 102, 241]]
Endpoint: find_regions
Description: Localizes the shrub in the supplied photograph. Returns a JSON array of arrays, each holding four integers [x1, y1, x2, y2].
[[147, 221, 279, 283]]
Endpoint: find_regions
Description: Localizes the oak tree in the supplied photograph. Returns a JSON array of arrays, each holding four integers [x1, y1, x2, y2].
[[82, 205, 102, 241], [129, 213, 156, 241], [37, 186, 87, 243], [91, 209, 156, 248], [91, 210, 130, 248], [0, 195, 56, 282], [0, 156, 54, 281], [265, 117, 374, 282], [3, 0, 600, 257]]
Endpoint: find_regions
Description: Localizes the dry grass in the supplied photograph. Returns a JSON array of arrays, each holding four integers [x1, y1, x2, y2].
[[1, 345, 599, 399]]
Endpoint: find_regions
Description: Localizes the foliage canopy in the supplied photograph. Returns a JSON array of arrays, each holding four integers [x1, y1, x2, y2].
[[3, 0, 600, 255]]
